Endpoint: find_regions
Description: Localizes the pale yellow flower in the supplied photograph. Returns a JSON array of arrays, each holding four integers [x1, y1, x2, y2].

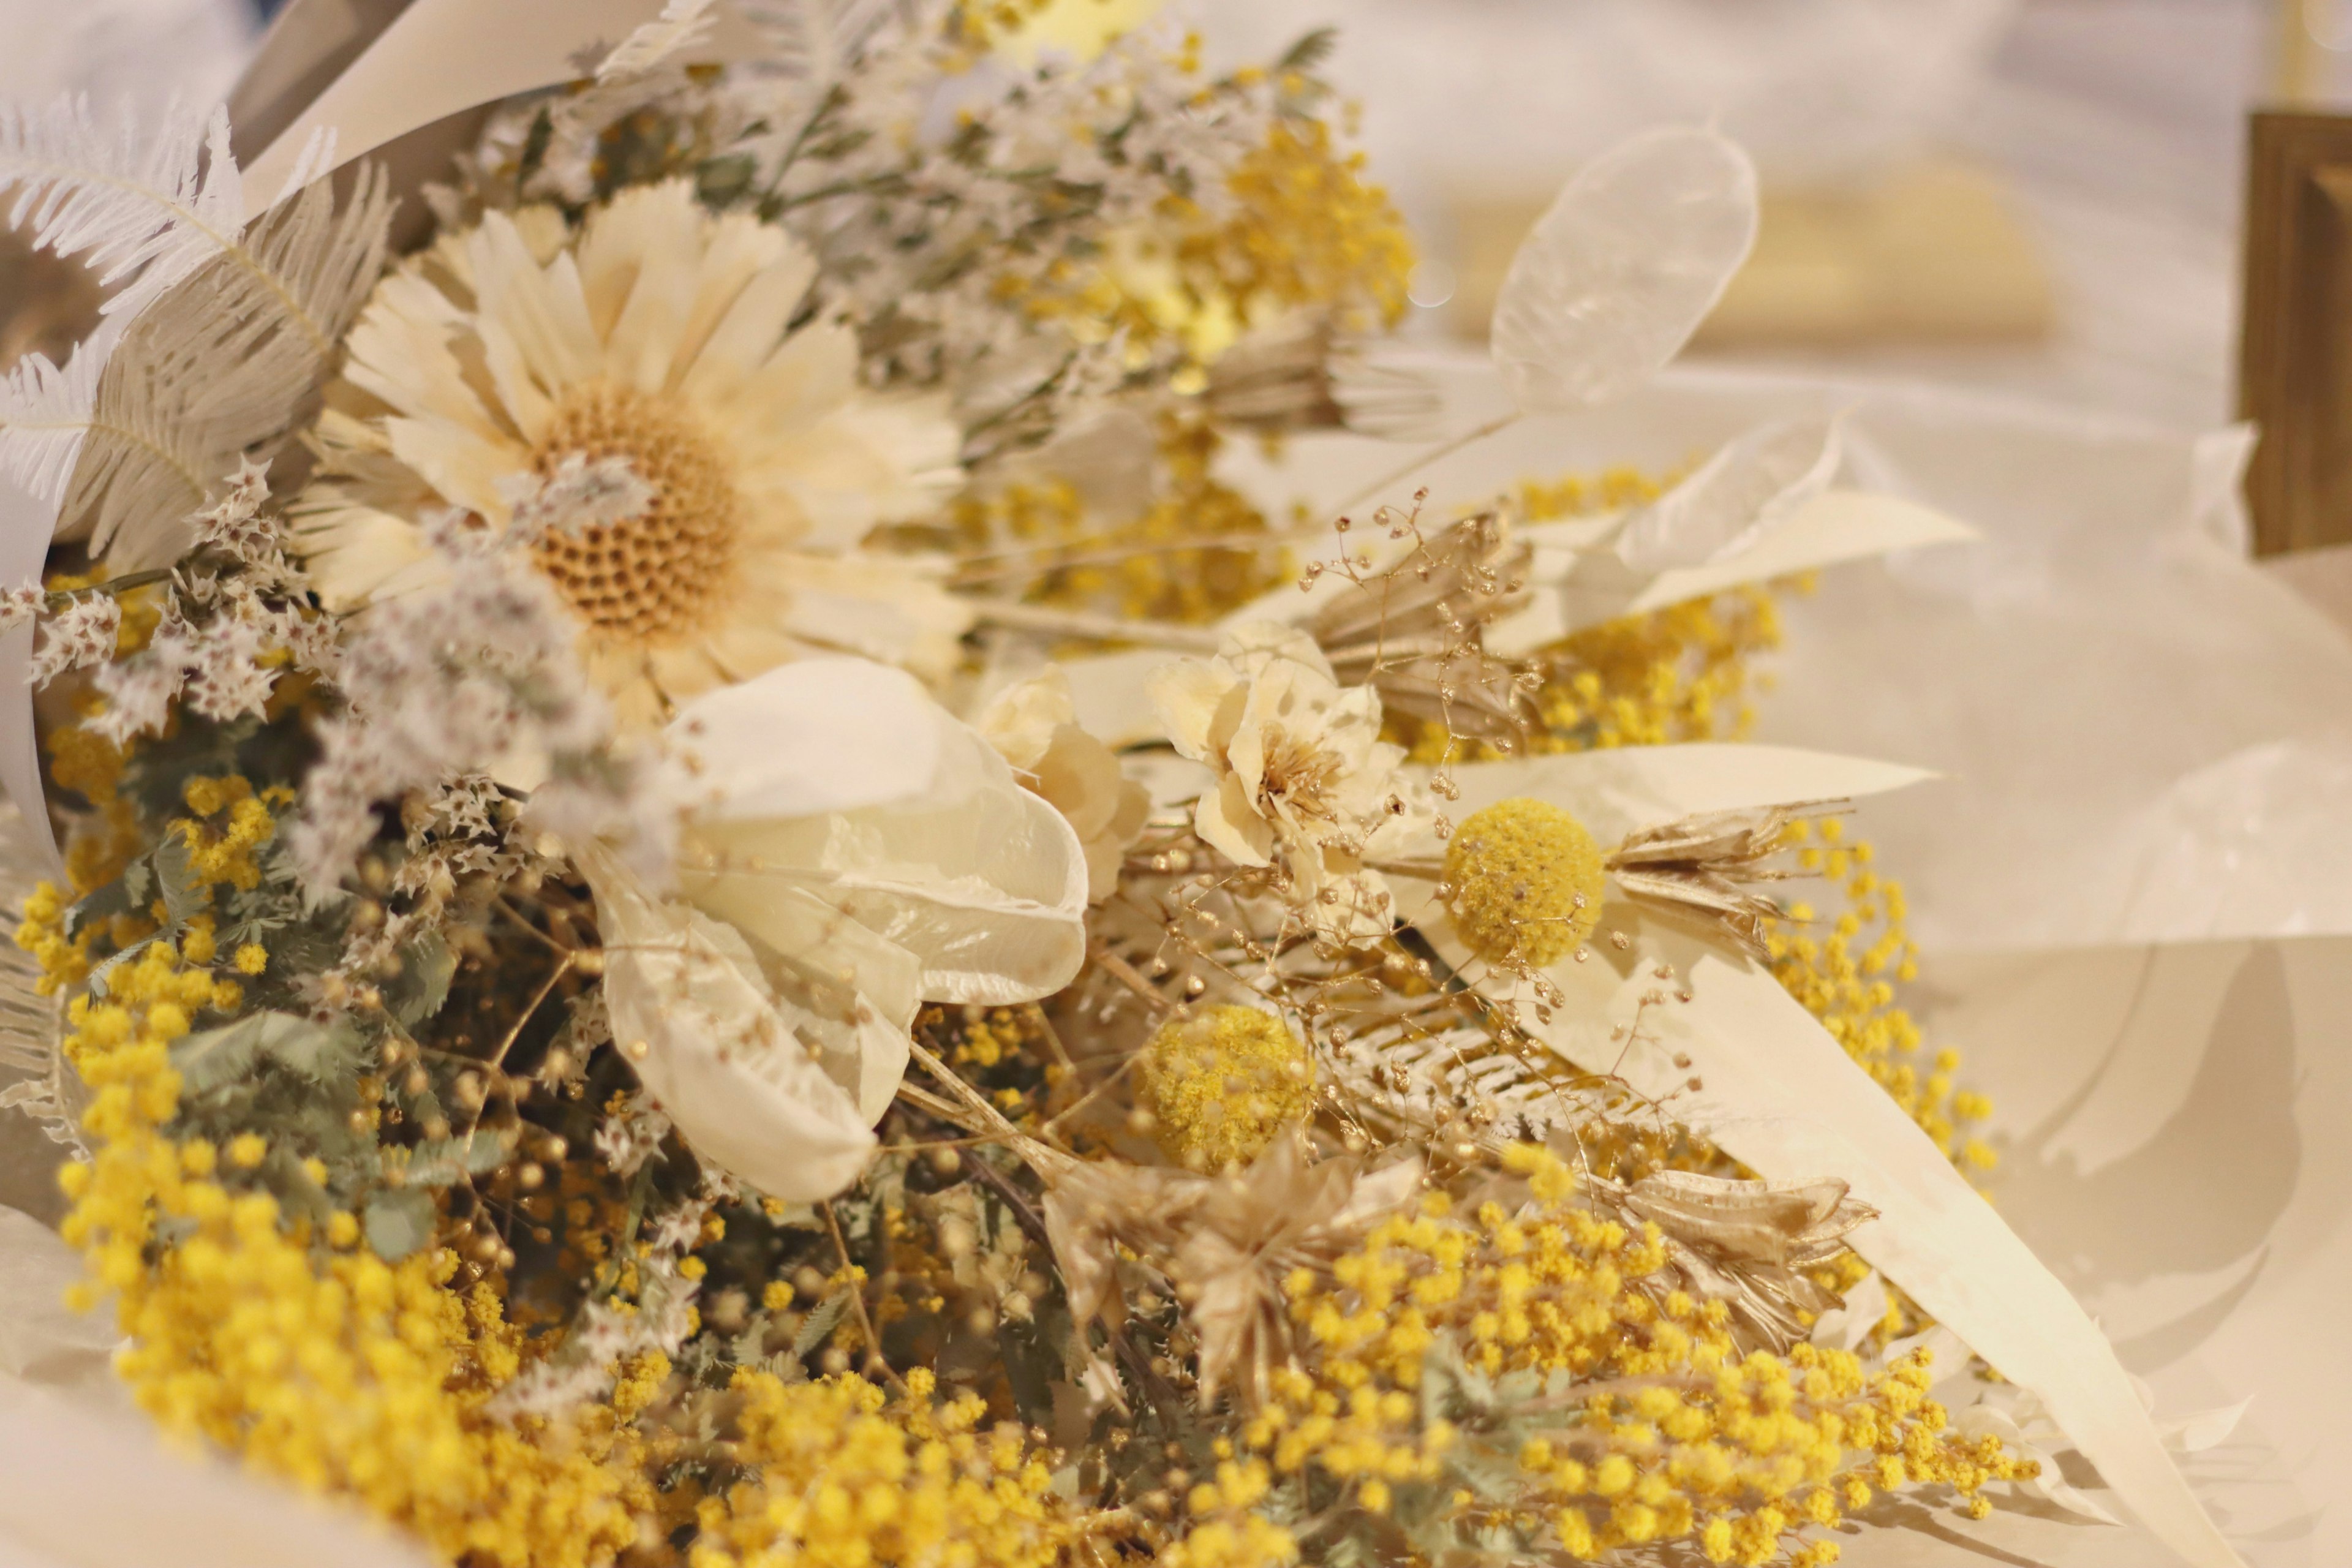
[[978, 668, 1150, 903], [1148, 622, 1428, 942], [293, 179, 968, 728]]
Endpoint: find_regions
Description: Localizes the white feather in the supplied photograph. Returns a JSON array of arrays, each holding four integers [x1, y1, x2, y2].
[[0, 328, 119, 517], [739, 0, 894, 86], [0, 164, 394, 568], [0, 97, 244, 320], [597, 0, 720, 84]]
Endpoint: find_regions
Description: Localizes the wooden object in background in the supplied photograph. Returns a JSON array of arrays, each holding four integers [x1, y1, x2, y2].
[[2239, 111, 2352, 557]]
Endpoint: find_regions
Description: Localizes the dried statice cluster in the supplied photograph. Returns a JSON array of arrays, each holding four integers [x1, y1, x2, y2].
[[286, 511, 676, 899], [0, 461, 339, 739]]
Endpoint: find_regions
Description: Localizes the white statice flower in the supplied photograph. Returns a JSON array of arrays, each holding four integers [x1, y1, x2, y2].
[[978, 668, 1151, 903], [25, 595, 121, 686], [291, 178, 971, 729], [0, 582, 42, 636], [288, 514, 673, 898], [1148, 622, 1430, 943], [85, 462, 337, 744], [502, 452, 659, 543], [584, 657, 1090, 1200], [189, 456, 279, 564]]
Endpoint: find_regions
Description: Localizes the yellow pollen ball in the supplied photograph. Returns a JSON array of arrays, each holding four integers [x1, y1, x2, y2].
[[1138, 1005, 1313, 1172], [527, 379, 743, 647], [1443, 797, 1606, 968]]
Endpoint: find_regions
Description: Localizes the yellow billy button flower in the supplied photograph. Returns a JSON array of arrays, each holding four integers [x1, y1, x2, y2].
[[1442, 797, 1607, 968], [1138, 1005, 1313, 1172]]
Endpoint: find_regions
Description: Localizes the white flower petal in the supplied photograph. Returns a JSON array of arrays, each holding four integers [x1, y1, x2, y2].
[[680, 878, 921, 1125], [691, 731, 1088, 1004], [676, 228, 816, 404], [770, 553, 974, 684], [1491, 126, 1758, 413], [670, 658, 947, 821], [381, 417, 520, 524], [979, 669, 1079, 771], [672, 658, 1091, 1006], [1626, 488, 1977, 617], [586, 848, 876, 1203], [581, 183, 709, 391], [468, 209, 601, 394], [1194, 772, 1274, 868], [337, 270, 508, 443], [1147, 656, 1234, 761]]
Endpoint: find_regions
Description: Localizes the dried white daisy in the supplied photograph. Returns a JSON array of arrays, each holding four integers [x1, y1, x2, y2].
[[291, 178, 969, 728]]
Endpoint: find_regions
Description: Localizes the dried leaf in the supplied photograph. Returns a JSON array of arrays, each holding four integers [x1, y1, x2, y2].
[[1604, 801, 1838, 959], [1490, 486, 1977, 657], [1617, 1169, 1869, 1269], [1040, 1137, 1422, 1409], [1490, 126, 1758, 413], [1399, 745, 1933, 881], [1615, 417, 1842, 576]]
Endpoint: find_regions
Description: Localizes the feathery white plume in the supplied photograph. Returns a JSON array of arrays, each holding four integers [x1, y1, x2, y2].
[[0, 324, 120, 517], [1, 165, 394, 567], [737, 0, 894, 89], [597, 0, 720, 83], [0, 96, 243, 318]]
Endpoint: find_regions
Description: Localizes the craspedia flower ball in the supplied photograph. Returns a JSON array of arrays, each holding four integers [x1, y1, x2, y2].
[[1137, 1005, 1313, 1172], [1442, 797, 1607, 968]]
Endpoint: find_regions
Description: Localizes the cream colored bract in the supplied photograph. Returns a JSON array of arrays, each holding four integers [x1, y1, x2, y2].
[[292, 179, 969, 728], [584, 658, 1091, 1200]]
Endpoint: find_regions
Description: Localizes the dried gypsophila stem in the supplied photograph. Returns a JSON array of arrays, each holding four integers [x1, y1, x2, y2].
[[1300, 503, 1541, 751]]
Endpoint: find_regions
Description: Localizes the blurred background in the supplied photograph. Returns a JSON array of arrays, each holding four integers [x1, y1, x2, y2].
[[2, 0, 2341, 435], [1183, 0, 2312, 435]]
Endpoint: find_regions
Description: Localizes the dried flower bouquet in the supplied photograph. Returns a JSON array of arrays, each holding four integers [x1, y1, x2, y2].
[[0, 3, 2246, 1567]]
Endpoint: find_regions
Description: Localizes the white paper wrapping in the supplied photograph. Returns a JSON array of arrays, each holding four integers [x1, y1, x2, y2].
[[1861, 936, 2352, 1567], [0, 1207, 438, 1568]]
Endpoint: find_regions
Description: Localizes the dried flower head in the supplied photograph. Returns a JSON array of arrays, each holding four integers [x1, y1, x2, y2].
[[293, 179, 968, 727], [1150, 621, 1429, 943], [978, 669, 1151, 905], [1444, 797, 1606, 968], [1138, 1005, 1313, 1172]]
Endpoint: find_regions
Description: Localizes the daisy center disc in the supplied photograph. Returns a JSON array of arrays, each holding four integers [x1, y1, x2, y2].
[[528, 381, 743, 646]]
